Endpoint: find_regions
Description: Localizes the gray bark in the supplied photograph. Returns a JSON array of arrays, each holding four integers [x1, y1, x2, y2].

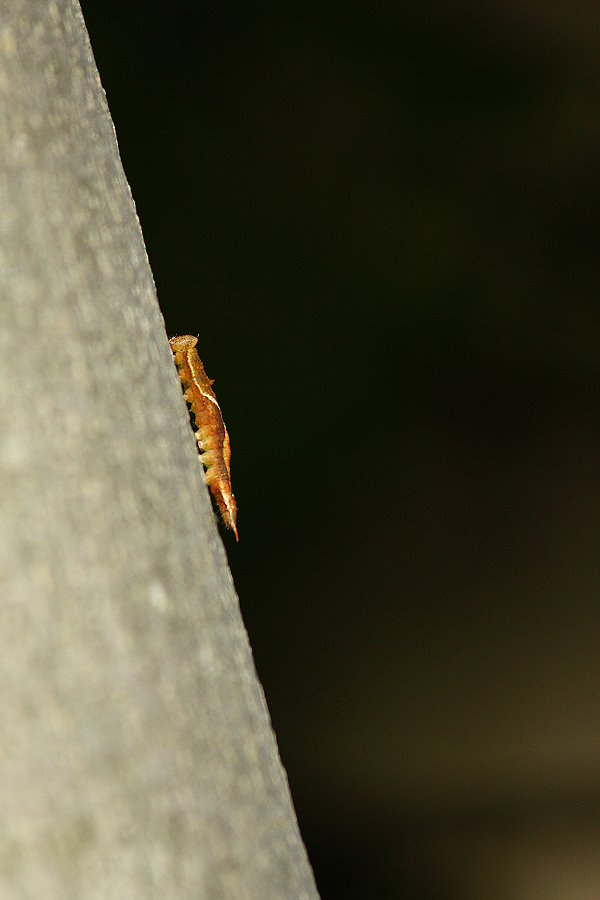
[[0, 2, 318, 897]]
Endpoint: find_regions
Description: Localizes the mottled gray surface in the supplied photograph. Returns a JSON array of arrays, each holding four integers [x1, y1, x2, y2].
[[0, 2, 318, 896]]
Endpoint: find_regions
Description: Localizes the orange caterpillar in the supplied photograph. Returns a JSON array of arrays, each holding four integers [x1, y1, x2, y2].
[[169, 335, 238, 540]]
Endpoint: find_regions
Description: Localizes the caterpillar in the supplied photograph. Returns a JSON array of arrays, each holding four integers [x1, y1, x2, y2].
[[169, 335, 238, 541]]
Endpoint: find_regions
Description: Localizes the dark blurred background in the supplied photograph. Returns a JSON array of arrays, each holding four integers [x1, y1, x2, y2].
[[79, 2, 600, 896]]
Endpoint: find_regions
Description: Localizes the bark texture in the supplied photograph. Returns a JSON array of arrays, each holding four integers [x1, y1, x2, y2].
[[0, 2, 318, 896]]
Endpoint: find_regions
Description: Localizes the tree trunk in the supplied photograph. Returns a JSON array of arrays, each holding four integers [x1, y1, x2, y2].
[[0, 2, 318, 896]]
